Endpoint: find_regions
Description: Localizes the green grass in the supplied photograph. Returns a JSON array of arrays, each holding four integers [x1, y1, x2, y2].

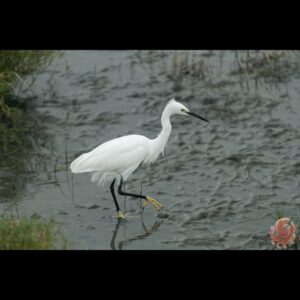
[[0, 50, 60, 153], [0, 216, 68, 250], [274, 208, 285, 221], [0, 50, 58, 99]]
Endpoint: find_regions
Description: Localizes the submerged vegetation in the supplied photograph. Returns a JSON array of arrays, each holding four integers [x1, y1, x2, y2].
[[167, 50, 299, 84], [231, 50, 299, 82], [0, 216, 67, 250], [0, 50, 59, 153]]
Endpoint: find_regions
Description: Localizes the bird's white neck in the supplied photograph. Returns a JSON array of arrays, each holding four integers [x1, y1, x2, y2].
[[149, 106, 172, 162]]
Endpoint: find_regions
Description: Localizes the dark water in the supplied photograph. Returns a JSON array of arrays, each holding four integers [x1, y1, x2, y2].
[[1, 50, 300, 249]]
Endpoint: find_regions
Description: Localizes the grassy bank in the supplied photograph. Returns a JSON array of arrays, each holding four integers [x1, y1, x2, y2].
[[0, 50, 59, 153], [0, 50, 56, 98], [0, 216, 67, 250]]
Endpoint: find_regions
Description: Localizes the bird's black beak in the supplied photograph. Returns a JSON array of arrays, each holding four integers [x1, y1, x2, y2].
[[186, 111, 209, 123]]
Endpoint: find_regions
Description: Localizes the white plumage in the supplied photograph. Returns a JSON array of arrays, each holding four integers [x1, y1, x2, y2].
[[71, 135, 149, 185]]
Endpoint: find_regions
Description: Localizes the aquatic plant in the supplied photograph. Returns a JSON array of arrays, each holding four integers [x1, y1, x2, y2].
[[169, 51, 212, 81], [0, 50, 58, 99], [231, 50, 299, 82], [167, 50, 299, 86], [0, 216, 68, 250], [0, 50, 59, 153]]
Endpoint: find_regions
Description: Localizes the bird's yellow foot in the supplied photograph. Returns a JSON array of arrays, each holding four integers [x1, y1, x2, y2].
[[143, 196, 163, 211], [116, 211, 130, 220]]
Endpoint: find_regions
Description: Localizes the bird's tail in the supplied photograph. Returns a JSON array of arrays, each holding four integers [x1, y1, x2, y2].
[[70, 153, 89, 173]]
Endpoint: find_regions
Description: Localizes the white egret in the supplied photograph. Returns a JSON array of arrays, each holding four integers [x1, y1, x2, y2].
[[70, 98, 208, 219]]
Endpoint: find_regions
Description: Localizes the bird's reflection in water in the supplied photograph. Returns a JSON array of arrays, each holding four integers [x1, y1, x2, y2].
[[110, 217, 163, 250]]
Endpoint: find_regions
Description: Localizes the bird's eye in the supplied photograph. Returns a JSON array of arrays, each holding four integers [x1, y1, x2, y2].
[[181, 109, 185, 112]]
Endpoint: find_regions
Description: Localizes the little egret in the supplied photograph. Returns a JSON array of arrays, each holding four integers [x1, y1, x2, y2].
[[70, 98, 208, 219]]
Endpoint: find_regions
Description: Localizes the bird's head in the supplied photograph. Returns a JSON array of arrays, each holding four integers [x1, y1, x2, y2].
[[166, 98, 209, 123]]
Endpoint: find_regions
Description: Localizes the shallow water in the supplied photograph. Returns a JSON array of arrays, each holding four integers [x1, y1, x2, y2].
[[1, 50, 300, 249]]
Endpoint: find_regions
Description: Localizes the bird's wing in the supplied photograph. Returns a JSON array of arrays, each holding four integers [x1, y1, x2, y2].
[[70, 135, 149, 174]]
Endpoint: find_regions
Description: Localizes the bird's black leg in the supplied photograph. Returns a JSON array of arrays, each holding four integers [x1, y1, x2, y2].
[[118, 177, 146, 200], [110, 179, 129, 219], [110, 179, 120, 212], [117, 177, 163, 210]]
